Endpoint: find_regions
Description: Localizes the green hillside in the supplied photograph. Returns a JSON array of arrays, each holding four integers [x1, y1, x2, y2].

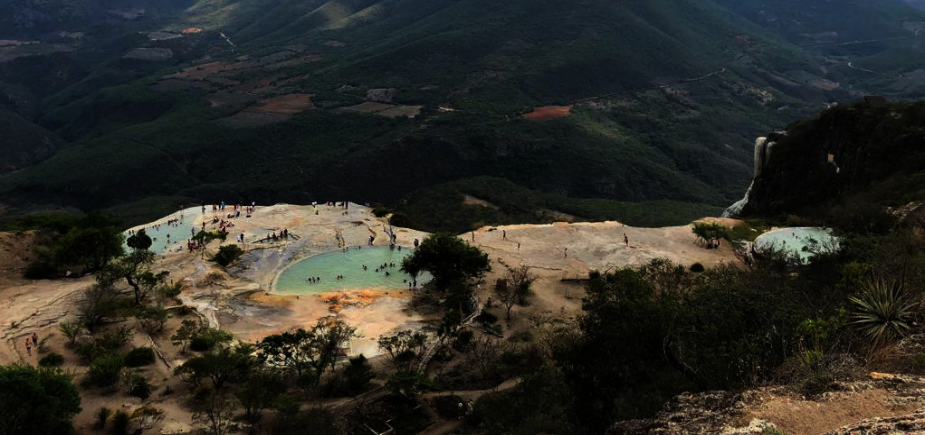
[[0, 0, 922, 229]]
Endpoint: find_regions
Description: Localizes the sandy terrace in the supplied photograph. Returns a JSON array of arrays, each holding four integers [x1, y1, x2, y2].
[[2, 203, 738, 367]]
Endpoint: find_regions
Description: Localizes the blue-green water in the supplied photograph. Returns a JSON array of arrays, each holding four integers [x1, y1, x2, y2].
[[754, 227, 839, 263], [124, 207, 202, 254], [274, 246, 431, 294]]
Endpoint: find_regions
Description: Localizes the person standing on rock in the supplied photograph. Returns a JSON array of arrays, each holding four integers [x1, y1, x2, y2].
[[31, 333, 38, 347], [25, 338, 32, 356], [623, 233, 629, 247], [502, 230, 507, 240]]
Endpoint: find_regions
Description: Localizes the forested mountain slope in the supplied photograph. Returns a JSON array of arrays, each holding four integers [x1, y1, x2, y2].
[[0, 0, 922, 228]]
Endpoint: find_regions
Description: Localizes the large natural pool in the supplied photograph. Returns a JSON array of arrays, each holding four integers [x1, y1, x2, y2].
[[274, 246, 431, 294], [124, 207, 202, 254], [754, 227, 839, 263]]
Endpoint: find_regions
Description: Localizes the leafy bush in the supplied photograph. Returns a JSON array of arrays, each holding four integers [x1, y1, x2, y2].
[[96, 407, 112, 429], [162, 282, 183, 298], [86, 353, 125, 387], [344, 354, 375, 394], [76, 326, 134, 363], [111, 409, 130, 435], [24, 258, 58, 279], [212, 244, 245, 267], [134, 305, 168, 335], [189, 327, 233, 351], [692, 222, 728, 245], [123, 371, 152, 400], [0, 364, 82, 435], [58, 321, 82, 346], [454, 329, 474, 350], [476, 311, 498, 326], [912, 353, 925, 374], [372, 204, 392, 217], [125, 347, 156, 367], [38, 352, 65, 367]]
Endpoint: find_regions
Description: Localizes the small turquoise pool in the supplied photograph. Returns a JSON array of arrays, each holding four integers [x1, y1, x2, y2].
[[754, 227, 839, 263], [274, 246, 431, 294], [125, 207, 202, 254]]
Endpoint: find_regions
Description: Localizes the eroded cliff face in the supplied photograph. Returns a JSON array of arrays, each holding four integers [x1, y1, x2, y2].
[[728, 100, 925, 218]]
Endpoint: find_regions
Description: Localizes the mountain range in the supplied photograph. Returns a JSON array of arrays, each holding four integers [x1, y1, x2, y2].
[[0, 0, 922, 229]]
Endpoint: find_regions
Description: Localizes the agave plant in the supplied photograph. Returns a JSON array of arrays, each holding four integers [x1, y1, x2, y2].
[[849, 279, 915, 345]]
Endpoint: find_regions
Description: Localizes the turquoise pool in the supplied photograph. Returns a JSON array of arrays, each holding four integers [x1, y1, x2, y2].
[[754, 227, 839, 263], [125, 207, 202, 254], [274, 246, 431, 294]]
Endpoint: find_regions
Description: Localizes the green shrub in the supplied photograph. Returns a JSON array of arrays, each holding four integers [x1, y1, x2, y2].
[[38, 352, 65, 367], [344, 354, 375, 394], [24, 259, 58, 279], [111, 409, 130, 435], [911, 353, 925, 373], [58, 322, 82, 346], [454, 329, 474, 350], [134, 305, 168, 334], [212, 244, 245, 267], [97, 326, 134, 352], [96, 407, 112, 429], [476, 311, 498, 325], [125, 347, 156, 367], [689, 263, 705, 273], [162, 282, 182, 298], [372, 204, 392, 217], [86, 353, 125, 387], [123, 371, 152, 400], [189, 327, 232, 351]]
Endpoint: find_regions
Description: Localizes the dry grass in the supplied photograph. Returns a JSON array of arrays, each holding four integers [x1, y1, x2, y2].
[[523, 105, 572, 120]]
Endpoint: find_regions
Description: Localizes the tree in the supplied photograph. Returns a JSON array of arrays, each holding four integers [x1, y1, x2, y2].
[[131, 406, 165, 430], [86, 354, 125, 387], [78, 276, 123, 330], [494, 265, 535, 320], [692, 222, 727, 248], [126, 229, 152, 252], [191, 387, 236, 435], [175, 345, 255, 391], [212, 245, 244, 267], [385, 370, 433, 401], [54, 225, 124, 273], [134, 305, 168, 335], [171, 319, 200, 353], [101, 250, 165, 306], [464, 335, 505, 382], [401, 233, 491, 291], [0, 365, 82, 435], [58, 322, 82, 346], [256, 318, 355, 390], [235, 368, 286, 423], [343, 355, 375, 394], [377, 330, 428, 373]]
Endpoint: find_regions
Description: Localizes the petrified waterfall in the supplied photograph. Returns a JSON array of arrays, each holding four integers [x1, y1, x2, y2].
[[722, 137, 775, 217]]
